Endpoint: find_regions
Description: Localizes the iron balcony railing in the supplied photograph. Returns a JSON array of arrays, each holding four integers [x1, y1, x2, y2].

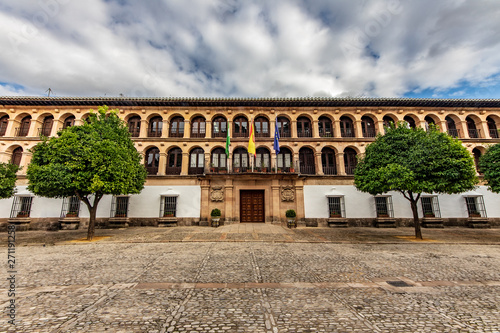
[[322, 165, 337, 175], [340, 128, 355, 138], [362, 128, 376, 138], [319, 128, 334, 137], [447, 129, 460, 138], [489, 129, 499, 138], [468, 128, 481, 139], [297, 130, 312, 138]]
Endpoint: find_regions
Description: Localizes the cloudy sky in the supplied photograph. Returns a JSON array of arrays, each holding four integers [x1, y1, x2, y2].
[[1, 0, 500, 99]]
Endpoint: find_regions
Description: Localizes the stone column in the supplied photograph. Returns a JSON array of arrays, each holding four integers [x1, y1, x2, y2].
[[200, 183, 210, 226], [355, 120, 363, 138], [376, 120, 385, 136], [271, 182, 281, 223], [5, 119, 16, 137], [184, 120, 191, 139], [312, 119, 319, 138], [224, 179, 234, 224], [27, 120, 37, 137], [461, 120, 470, 139], [204, 152, 211, 173], [158, 152, 167, 176], [140, 120, 148, 138], [291, 120, 297, 138], [295, 181, 305, 226], [205, 120, 212, 138], [161, 119, 169, 138], [480, 120, 490, 139], [337, 152, 346, 175], [315, 152, 323, 175], [181, 152, 189, 175], [334, 118, 341, 138]]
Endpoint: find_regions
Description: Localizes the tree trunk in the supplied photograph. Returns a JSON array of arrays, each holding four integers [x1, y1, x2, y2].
[[410, 199, 422, 240], [87, 205, 97, 241]]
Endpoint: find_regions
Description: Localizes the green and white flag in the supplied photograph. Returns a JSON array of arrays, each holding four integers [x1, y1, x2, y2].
[[225, 127, 230, 157]]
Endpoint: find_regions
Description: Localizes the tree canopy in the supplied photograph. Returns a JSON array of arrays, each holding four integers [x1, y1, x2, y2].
[[479, 143, 500, 193], [27, 106, 147, 239], [354, 123, 478, 239], [0, 163, 20, 199]]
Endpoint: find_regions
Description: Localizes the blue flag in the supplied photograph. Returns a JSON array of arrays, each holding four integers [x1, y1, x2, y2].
[[273, 117, 280, 154]]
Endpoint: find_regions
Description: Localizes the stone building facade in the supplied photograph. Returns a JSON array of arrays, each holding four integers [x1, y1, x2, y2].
[[0, 96, 499, 230]]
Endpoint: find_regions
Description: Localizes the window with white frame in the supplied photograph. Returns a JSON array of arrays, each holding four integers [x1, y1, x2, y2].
[[327, 196, 345, 218], [160, 196, 178, 217], [61, 196, 81, 218], [111, 196, 129, 218], [464, 196, 487, 218], [375, 196, 394, 218], [421, 196, 441, 218], [10, 196, 33, 218]]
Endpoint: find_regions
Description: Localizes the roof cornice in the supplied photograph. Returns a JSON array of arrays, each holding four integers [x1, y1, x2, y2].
[[1, 96, 500, 108]]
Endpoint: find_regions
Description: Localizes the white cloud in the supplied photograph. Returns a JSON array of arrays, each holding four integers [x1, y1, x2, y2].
[[0, 0, 499, 97]]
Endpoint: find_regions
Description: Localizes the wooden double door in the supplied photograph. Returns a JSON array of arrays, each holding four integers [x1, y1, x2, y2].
[[240, 190, 265, 223]]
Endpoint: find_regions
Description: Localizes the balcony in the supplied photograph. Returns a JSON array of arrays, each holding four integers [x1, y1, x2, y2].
[[489, 129, 499, 138], [362, 129, 376, 138], [322, 165, 337, 175], [299, 165, 315, 175], [319, 128, 334, 138], [148, 130, 162, 138], [340, 128, 355, 138], [165, 166, 181, 175], [38, 127, 52, 137], [15, 126, 30, 137], [447, 129, 460, 138], [297, 130, 312, 138], [468, 128, 481, 139]]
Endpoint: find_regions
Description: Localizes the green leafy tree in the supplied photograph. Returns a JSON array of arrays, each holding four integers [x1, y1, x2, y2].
[[479, 143, 500, 193], [27, 106, 147, 240], [354, 123, 478, 239], [0, 163, 20, 199]]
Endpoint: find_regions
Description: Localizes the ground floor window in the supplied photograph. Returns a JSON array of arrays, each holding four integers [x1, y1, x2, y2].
[[61, 196, 81, 218], [160, 196, 177, 217], [10, 196, 33, 218], [111, 196, 129, 218], [327, 196, 345, 218], [375, 196, 393, 218], [464, 196, 486, 218], [421, 196, 441, 218]]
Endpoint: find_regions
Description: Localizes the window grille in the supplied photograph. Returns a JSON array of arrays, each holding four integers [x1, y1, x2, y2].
[[421, 196, 441, 218], [465, 196, 487, 218], [61, 196, 81, 218], [111, 196, 129, 218], [10, 196, 33, 218], [375, 196, 394, 218], [160, 196, 178, 217], [328, 197, 345, 218]]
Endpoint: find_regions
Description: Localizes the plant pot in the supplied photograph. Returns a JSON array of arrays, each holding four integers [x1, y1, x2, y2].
[[330, 213, 341, 218], [115, 213, 127, 218], [424, 213, 435, 218], [211, 218, 220, 227], [287, 219, 296, 228], [16, 213, 29, 218], [469, 213, 481, 217], [163, 213, 175, 218], [66, 213, 78, 218]]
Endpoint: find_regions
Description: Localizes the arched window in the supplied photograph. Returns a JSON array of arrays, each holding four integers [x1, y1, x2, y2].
[[466, 117, 479, 138], [255, 147, 270, 171], [344, 148, 357, 175], [232, 147, 249, 172], [318, 116, 333, 137], [212, 117, 227, 138], [472, 148, 482, 174], [211, 148, 227, 172], [166, 147, 182, 175], [189, 148, 205, 175], [62, 116, 75, 129], [128, 116, 141, 137], [446, 116, 459, 137], [0, 116, 9, 136], [424, 116, 436, 131], [321, 147, 337, 175], [191, 116, 206, 138], [487, 117, 498, 138], [233, 116, 248, 138], [18, 116, 31, 137], [299, 147, 315, 174], [361, 116, 376, 137], [404, 116, 416, 129], [297, 117, 312, 137], [383, 116, 395, 133], [145, 147, 160, 175], [340, 116, 354, 137], [277, 117, 291, 138], [255, 117, 269, 138], [149, 117, 163, 137], [276, 147, 292, 171], [11, 147, 23, 167], [40, 116, 53, 137]]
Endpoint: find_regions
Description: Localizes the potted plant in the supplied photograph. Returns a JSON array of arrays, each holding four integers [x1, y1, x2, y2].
[[210, 163, 216, 173], [330, 210, 341, 218], [289, 161, 295, 173], [219, 167, 227, 173], [286, 209, 296, 228], [211, 208, 221, 227], [469, 211, 481, 217], [163, 211, 175, 217], [424, 212, 435, 218], [66, 211, 78, 218], [17, 211, 29, 218]]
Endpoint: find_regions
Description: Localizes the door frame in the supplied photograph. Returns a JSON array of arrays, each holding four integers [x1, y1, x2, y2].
[[239, 189, 265, 223]]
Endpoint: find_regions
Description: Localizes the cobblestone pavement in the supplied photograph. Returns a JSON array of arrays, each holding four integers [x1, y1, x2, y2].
[[1, 225, 500, 332]]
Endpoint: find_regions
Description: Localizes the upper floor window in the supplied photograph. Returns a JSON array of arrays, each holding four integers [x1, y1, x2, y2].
[[17, 116, 31, 137], [39, 116, 54, 137], [344, 147, 357, 175], [383, 116, 395, 133], [297, 117, 312, 138], [403, 116, 416, 129], [277, 147, 292, 171], [189, 148, 205, 175], [11, 147, 23, 167], [149, 117, 163, 137], [277, 117, 291, 138], [212, 116, 227, 138], [424, 116, 436, 131], [211, 148, 227, 171], [446, 116, 459, 138], [299, 147, 315, 174], [466, 117, 480, 138], [191, 116, 206, 138], [233, 116, 248, 138], [145, 147, 160, 175], [256, 147, 270, 171], [487, 117, 498, 138], [255, 117, 269, 138], [128, 116, 141, 137], [62, 116, 75, 129], [318, 116, 333, 137], [169, 117, 184, 138], [166, 147, 182, 175], [340, 116, 354, 138], [361, 116, 376, 138], [0, 115, 9, 136], [321, 147, 337, 175], [233, 147, 249, 171]]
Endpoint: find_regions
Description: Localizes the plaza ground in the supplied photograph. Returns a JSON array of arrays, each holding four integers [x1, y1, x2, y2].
[[1, 225, 500, 332]]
